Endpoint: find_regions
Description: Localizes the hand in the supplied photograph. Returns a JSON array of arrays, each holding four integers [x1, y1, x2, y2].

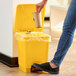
[[36, 0, 47, 13]]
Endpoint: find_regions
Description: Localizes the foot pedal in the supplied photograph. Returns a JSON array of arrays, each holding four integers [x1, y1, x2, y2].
[[31, 65, 43, 74]]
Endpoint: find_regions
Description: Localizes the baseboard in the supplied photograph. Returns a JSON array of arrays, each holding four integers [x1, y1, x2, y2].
[[44, 17, 50, 21], [0, 53, 18, 67]]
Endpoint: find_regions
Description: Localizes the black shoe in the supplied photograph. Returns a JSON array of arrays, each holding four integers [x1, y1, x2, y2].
[[31, 62, 59, 74]]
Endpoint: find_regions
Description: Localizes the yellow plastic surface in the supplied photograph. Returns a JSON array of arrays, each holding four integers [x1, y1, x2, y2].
[[16, 32, 50, 72], [14, 4, 50, 72], [14, 4, 45, 32]]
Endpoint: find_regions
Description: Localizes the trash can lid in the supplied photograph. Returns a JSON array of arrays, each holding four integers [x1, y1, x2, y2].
[[14, 4, 45, 33]]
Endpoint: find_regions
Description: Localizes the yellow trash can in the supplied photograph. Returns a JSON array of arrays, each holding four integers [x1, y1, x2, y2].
[[14, 4, 51, 72]]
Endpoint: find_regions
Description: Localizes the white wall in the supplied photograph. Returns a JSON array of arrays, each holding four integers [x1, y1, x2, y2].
[[0, 0, 13, 57], [45, 0, 69, 17]]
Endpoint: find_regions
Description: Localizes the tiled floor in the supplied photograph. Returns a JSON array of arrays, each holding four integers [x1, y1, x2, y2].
[[0, 41, 76, 76]]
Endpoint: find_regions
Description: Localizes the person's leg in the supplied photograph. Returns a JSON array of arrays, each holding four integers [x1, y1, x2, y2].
[[51, 0, 76, 67], [31, 0, 76, 74]]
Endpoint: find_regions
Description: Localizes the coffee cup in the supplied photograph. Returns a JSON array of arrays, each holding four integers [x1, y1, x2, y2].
[[32, 12, 42, 28]]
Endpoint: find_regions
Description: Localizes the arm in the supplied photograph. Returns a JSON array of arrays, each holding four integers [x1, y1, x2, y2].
[[36, 0, 48, 13], [43, 0, 48, 5]]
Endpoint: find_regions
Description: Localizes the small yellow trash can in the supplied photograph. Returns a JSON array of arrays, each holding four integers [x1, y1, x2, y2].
[[16, 32, 50, 72], [14, 4, 51, 72]]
